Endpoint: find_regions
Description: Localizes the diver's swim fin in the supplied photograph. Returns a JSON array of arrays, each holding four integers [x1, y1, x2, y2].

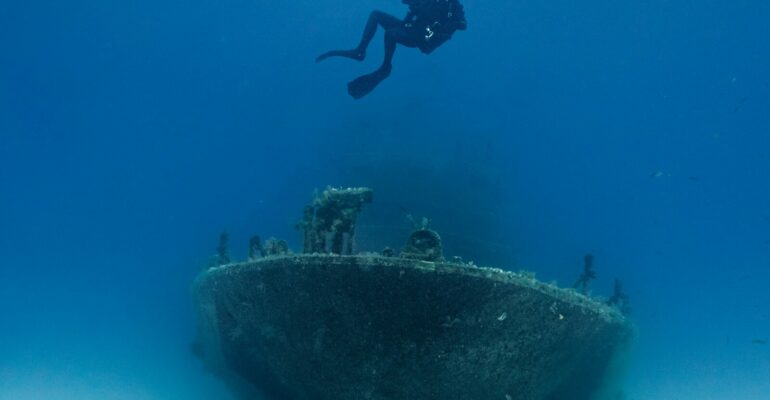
[[347, 65, 392, 99], [316, 49, 365, 63]]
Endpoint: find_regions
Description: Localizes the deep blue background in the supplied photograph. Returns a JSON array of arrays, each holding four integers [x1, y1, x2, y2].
[[1, 0, 769, 398]]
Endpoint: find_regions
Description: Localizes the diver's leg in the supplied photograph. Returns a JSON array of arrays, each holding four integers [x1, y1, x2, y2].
[[381, 29, 400, 68], [356, 11, 402, 57], [346, 30, 402, 99], [316, 11, 402, 62], [346, 27, 420, 99], [381, 26, 421, 67]]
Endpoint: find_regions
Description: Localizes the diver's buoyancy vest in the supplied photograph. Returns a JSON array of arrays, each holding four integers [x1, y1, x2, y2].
[[408, 0, 462, 53]]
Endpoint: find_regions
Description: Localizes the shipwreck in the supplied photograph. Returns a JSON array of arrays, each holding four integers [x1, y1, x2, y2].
[[193, 187, 632, 400]]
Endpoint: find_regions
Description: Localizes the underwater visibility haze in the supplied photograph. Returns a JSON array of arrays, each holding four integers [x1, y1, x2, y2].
[[1, 0, 769, 399]]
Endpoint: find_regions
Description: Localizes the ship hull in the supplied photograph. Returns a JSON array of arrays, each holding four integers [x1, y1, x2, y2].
[[193, 255, 630, 400]]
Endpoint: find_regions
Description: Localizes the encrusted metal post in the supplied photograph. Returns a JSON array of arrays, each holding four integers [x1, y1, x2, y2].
[[300, 187, 373, 255]]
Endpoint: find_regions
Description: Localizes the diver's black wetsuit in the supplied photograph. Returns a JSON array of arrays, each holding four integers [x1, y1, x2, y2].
[[316, 0, 467, 99]]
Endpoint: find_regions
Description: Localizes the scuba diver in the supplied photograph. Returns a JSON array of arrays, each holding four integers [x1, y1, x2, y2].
[[316, 0, 467, 99]]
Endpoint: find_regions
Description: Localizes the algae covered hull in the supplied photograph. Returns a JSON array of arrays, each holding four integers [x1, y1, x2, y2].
[[193, 254, 631, 400]]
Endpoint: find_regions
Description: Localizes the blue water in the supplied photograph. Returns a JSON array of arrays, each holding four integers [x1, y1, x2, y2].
[[1, 0, 768, 399]]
